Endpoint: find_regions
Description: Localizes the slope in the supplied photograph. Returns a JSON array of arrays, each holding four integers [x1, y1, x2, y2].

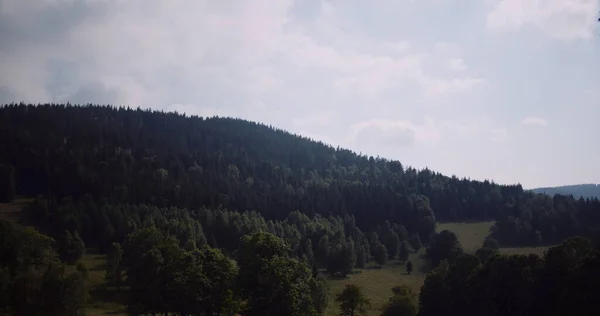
[[1, 103, 600, 248]]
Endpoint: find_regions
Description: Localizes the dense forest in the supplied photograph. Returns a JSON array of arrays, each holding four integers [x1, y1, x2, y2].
[[532, 184, 600, 199], [1, 104, 599, 247], [2, 103, 600, 315]]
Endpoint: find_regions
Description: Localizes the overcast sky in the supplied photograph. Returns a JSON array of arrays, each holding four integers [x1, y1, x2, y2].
[[0, 0, 599, 188]]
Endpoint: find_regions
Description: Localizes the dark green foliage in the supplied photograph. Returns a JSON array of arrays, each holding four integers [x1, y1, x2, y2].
[[0, 164, 15, 203], [0, 220, 88, 315], [303, 238, 315, 264], [374, 243, 388, 267], [399, 241, 410, 263], [379, 221, 401, 259], [6, 104, 600, 315], [310, 274, 329, 314], [419, 237, 600, 316], [475, 247, 497, 263], [355, 241, 368, 269], [335, 284, 371, 316], [57, 230, 85, 264], [327, 237, 357, 276], [317, 235, 330, 267], [382, 285, 417, 316], [476, 237, 500, 262], [3, 104, 600, 248], [238, 231, 323, 316], [482, 237, 499, 250], [105, 242, 123, 288], [409, 233, 422, 252], [406, 260, 413, 275], [426, 230, 464, 267], [491, 193, 600, 246], [122, 228, 240, 316]]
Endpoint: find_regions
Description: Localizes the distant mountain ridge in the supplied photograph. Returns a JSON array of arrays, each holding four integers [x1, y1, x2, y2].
[[532, 184, 600, 199]]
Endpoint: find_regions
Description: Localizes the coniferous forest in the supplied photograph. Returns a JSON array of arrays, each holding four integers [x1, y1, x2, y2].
[[1, 103, 600, 315]]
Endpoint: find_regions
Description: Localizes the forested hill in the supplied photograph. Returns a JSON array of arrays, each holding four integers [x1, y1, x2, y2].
[[1, 103, 600, 247], [532, 184, 600, 199]]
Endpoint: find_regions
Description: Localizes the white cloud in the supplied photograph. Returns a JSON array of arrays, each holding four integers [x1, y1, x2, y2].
[[446, 58, 468, 72], [520, 116, 549, 127], [348, 117, 440, 148], [487, 0, 599, 39], [0, 0, 485, 110], [492, 128, 509, 142]]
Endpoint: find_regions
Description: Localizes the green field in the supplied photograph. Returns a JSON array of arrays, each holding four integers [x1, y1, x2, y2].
[[77, 251, 127, 315], [0, 197, 32, 225], [324, 250, 428, 316], [436, 221, 495, 253], [436, 221, 550, 257]]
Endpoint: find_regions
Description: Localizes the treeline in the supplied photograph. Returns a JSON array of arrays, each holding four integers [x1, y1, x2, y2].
[[24, 197, 421, 275], [491, 193, 600, 246], [118, 229, 329, 316], [0, 218, 328, 316], [1, 103, 600, 247], [419, 236, 600, 316], [336, 235, 600, 316]]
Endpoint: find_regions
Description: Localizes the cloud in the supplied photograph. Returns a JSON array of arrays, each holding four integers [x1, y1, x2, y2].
[[520, 116, 549, 127], [492, 128, 509, 142], [486, 0, 599, 39], [446, 58, 468, 72], [348, 117, 440, 148], [0, 0, 486, 112]]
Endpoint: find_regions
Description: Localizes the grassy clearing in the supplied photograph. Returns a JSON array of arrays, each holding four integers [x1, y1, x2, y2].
[[436, 221, 495, 253], [324, 250, 428, 316], [0, 196, 32, 226], [76, 250, 127, 315]]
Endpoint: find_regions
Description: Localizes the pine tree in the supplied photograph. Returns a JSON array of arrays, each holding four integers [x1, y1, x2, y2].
[[374, 244, 388, 268], [399, 241, 410, 263], [0, 164, 15, 203], [105, 242, 124, 289], [409, 233, 422, 253]]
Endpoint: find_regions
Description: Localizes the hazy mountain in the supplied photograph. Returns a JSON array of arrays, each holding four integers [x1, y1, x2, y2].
[[532, 184, 600, 199]]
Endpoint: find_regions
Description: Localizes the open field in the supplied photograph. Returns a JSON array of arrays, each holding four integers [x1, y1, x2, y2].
[[77, 251, 127, 315], [437, 221, 551, 257], [324, 250, 428, 316], [0, 196, 32, 225], [437, 221, 495, 253]]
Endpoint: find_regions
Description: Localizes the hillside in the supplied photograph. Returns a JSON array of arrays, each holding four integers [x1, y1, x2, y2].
[[3, 104, 600, 316], [1, 104, 600, 248], [532, 184, 600, 199]]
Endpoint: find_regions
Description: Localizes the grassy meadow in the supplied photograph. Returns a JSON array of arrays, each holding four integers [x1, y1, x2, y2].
[[324, 250, 429, 316], [436, 221, 495, 253]]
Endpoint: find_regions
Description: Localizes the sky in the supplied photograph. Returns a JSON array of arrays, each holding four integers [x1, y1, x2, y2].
[[0, 0, 599, 188]]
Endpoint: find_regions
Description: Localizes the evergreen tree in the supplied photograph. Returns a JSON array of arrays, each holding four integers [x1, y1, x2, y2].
[[0, 164, 15, 203], [406, 260, 413, 275], [335, 284, 371, 316], [409, 233, 422, 253], [382, 285, 417, 316], [105, 242, 123, 289], [374, 244, 388, 268], [399, 241, 410, 263]]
